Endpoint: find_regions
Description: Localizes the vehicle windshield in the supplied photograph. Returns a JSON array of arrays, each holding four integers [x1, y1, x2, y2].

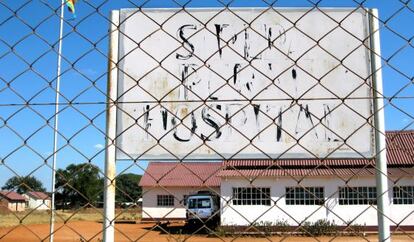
[[188, 198, 211, 209]]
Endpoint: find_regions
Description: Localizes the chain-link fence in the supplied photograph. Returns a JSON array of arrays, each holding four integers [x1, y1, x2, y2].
[[0, 0, 414, 241]]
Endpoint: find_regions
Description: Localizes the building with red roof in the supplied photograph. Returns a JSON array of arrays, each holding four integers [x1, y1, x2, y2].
[[0, 191, 26, 212], [140, 162, 221, 221], [23, 191, 51, 210], [139, 130, 414, 228]]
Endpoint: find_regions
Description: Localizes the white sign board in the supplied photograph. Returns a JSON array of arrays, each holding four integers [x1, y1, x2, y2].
[[114, 8, 374, 160]]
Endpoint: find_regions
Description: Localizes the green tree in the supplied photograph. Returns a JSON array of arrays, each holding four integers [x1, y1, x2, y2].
[[115, 173, 142, 203], [2, 176, 46, 194], [55, 163, 103, 208]]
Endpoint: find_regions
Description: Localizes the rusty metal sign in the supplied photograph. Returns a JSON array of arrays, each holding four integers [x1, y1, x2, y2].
[[114, 8, 374, 160]]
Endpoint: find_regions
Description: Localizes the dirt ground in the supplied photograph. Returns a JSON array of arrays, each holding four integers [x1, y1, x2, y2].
[[0, 221, 413, 242]]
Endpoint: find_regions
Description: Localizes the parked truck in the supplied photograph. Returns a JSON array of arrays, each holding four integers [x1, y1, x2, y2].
[[185, 191, 220, 226]]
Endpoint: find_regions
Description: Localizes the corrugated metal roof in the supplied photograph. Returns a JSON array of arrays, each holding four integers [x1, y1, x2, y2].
[[139, 162, 221, 187], [223, 131, 414, 168], [0, 191, 26, 201], [223, 159, 375, 167], [140, 131, 414, 185], [26, 191, 50, 200], [387, 130, 414, 165], [217, 168, 414, 178]]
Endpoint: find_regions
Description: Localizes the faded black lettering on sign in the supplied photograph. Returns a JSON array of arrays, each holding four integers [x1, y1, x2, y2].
[[139, 23, 340, 144]]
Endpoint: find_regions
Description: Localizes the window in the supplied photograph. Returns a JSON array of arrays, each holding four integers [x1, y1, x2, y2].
[[188, 198, 211, 209], [393, 186, 414, 204], [182, 195, 188, 205], [232, 187, 271, 206], [199, 198, 211, 208], [157, 195, 174, 207], [339, 187, 377, 205], [285, 187, 324, 205]]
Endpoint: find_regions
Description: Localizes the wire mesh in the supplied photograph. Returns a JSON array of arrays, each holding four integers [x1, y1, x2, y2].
[[0, 0, 413, 242]]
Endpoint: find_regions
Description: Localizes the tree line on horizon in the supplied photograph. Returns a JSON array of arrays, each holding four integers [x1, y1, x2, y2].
[[1, 163, 142, 209]]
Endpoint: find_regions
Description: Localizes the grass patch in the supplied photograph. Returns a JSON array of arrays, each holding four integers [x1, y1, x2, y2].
[[0, 208, 141, 227]]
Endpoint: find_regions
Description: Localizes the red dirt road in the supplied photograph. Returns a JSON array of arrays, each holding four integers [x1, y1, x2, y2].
[[0, 221, 413, 242]]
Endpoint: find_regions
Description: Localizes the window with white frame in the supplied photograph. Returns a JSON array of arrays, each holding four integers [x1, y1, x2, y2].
[[285, 187, 324, 205], [232, 187, 271, 206], [339, 186, 377, 205], [393, 186, 414, 204], [157, 195, 174, 207]]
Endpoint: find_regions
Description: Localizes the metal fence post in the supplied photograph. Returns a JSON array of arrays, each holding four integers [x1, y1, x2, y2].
[[369, 9, 391, 242], [103, 10, 119, 242], [49, 1, 65, 241]]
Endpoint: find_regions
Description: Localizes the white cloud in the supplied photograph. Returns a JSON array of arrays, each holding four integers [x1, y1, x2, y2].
[[94, 144, 105, 149]]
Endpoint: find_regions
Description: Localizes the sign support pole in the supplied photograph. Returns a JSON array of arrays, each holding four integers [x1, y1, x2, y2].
[[369, 9, 391, 242], [103, 10, 119, 242]]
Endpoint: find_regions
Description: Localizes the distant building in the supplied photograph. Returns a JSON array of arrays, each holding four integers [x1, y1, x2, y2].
[[23, 191, 51, 210], [0, 191, 26, 212], [139, 130, 414, 230]]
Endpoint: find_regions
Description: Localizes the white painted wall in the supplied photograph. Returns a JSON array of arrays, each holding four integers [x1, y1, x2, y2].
[[387, 177, 414, 226], [220, 176, 414, 226], [5, 201, 25, 212], [23, 195, 51, 210], [142, 186, 220, 220]]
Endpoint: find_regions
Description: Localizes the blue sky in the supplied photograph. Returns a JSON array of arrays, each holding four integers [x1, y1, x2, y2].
[[0, 0, 413, 191]]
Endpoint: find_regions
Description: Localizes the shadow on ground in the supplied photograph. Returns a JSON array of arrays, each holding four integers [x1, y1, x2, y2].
[[144, 221, 219, 235]]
